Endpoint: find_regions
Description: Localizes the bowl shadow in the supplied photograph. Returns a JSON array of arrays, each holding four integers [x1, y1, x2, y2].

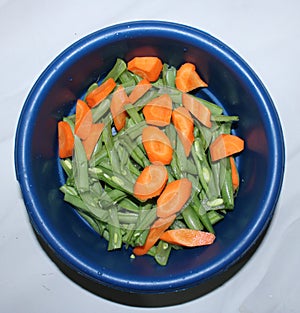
[[34, 222, 269, 308]]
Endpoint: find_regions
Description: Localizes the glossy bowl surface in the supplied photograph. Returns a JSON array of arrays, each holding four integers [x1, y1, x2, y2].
[[14, 21, 285, 293]]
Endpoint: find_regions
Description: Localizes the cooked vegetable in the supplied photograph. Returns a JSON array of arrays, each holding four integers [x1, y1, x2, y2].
[[175, 62, 208, 92], [182, 93, 212, 128], [160, 229, 216, 247], [110, 85, 129, 131], [210, 134, 244, 162], [128, 78, 152, 103], [58, 57, 244, 266], [82, 123, 105, 160], [58, 121, 74, 158], [172, 106, 194, 156], [143, 94, 172, 127], [142, 126, 173, 165], [127, 56, 163, 82], [74, 99, 93, 140], [85, 77, 116, 108], [229, 156, 240, 191], [133, 164, 168, 201], [156, 178, 192, 218], [133, 214, 176, 256]]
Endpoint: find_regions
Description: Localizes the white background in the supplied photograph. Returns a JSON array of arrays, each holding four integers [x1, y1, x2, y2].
[[1, 0, 300, 312]]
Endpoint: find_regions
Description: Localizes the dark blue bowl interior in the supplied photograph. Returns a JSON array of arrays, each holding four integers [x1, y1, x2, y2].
[[14, 21, 285, 293]]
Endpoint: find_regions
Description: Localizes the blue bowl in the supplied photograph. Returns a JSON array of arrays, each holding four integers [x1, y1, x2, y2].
[[14, 21, 285, 294]]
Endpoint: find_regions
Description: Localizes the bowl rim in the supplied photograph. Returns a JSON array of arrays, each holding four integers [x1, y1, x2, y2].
[[14, 20, 285, 293]]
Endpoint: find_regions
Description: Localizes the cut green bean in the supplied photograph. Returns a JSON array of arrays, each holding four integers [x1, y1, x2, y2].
[[91, 98, 111, 123], [107, 206, 122, 251], [103, 58, 127, 82], [154, 240, 172, 266], [182, 205, 204, 230], [73, 136, 89, 193]]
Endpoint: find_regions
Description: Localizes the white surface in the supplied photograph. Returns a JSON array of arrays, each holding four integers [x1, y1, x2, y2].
[[1, 0, 299, 312]]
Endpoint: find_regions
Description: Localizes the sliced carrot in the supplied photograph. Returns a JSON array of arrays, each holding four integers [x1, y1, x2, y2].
[[58, 121, 74, 158], [142, 126, 173, 165], [85, 77, 116, 108], [160, 229, 216, 247], [182, 93, 212, 128], [229, 156, 240, 191], [133, 164, 168, 201], [82, 123, 105, 160], [127, 56, 163, 82], [142, 94, 172, 127], [175, 62, 208, 92], [209, 134, 244, 162], [74, 99, 93, 140], [156, 178, 192, 218], [128, 78, 152, 103], [171, 106, 194, 156], [133, 214, 176, 256], [110, 85, 129, 131]]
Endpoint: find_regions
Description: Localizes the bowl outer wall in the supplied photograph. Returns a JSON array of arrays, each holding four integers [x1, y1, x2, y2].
[[14, 21, 285, 293]]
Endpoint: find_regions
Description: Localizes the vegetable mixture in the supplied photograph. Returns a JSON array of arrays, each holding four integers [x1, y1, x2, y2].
[[58, 56, 244, 266]]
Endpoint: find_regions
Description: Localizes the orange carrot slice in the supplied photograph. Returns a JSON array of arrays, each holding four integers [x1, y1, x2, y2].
[[127, 56, 163, 82], [85, 77, 116, 108], [171, 106, 194, 156], [128, 78, 152, 103], [58, 121, 74, 158], [142, 94, 172, 127], [175, 62, 208, 92], [182, 93, 212, 128], [74, 99, 93, 140], [110, 85, 129, 131], [133, 214, 176, 256], [209, 134, 244, 162], [156, 178, 192, 218], [82, 123, 105, 160], [142, 126, 173, 165], [229, 156, 240, 191], [160, 229, 216, 247], [133, 164, 168, 201]]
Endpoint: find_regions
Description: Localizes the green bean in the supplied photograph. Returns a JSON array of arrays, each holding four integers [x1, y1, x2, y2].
[[107, 207, 122, 251], [220, 158, 234, 210], [182, 205, 204, 230], [91, 98, 111, 123], [207, 210, 224, 225], [133, 89, 159, 111], [154, 240, 172, 266], [60, 184, 77, 196], [60, 158, 73, 178], [134, 228, 150, 247], [191, 195, 214, 234], [170, 218, 187, 230], [64, 193, 109, 222], [211, 115, 239, 122], [73, 136, 89, 193], [88, 167, 134, 196], [165, 123, 177, 149], [118, 211, 139, 225], [118, 198, 140, 213], [103, 58, 127, 82], [78, 211, 102, 234], [162, 64, 176, 88], [124, 103, 143, 124], [122, 136, 150, 168], [119, 69, 136, 86], [194, 96, 223, 116]]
